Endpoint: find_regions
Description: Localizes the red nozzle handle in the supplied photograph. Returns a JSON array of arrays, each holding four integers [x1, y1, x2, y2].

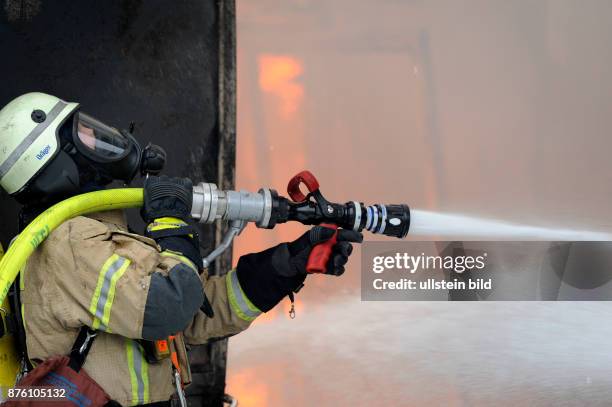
[[306, 223, 338, 273], [287, 170, 320, 202]]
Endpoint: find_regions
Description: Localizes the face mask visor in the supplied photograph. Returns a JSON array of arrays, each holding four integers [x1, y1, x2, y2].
[[72, 112, 133, 163]]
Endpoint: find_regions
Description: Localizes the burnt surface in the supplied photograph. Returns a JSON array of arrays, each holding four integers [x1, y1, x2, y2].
[[0, 1, 235, 405]]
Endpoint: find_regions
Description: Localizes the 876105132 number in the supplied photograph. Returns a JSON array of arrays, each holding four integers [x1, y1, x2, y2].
[[6, 386, 66, 401]]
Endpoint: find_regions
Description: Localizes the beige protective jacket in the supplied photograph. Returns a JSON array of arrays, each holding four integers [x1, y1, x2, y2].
[[21, 210, 259, 406]]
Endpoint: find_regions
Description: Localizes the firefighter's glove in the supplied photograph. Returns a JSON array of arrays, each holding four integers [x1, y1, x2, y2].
[[236, 226, 363, 312], [141, 175, 193, 224]]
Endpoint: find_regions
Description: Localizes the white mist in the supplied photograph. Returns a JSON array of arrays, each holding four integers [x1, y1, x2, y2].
[[409, 209, 612, 241]]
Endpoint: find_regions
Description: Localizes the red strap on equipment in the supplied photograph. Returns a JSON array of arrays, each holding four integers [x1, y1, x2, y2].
[[287, 170, 320, 202]]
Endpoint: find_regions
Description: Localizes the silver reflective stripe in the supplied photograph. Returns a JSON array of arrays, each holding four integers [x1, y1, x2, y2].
[[0, 100, 67, 179], [132, 342, 145, 403], [126, 339, 149, 404], [229, 270, 261, 320], [92, 256, 127, 330]]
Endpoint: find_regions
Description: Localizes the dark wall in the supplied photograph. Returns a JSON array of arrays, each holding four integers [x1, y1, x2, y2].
[[0, 1, 235, 405], [0, 0, 220, 246]]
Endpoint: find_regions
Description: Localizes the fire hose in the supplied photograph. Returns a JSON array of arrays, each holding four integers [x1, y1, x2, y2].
[[0, 170, 410, 305]]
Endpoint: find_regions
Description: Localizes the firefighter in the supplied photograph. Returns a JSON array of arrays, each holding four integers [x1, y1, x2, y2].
[[0, 93, 362, 406]]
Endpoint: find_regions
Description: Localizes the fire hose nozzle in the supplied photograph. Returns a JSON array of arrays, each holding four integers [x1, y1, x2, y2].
[[190, 171, 410, 239], [191, 182, 278, 227], [362, 203, 411, 238]]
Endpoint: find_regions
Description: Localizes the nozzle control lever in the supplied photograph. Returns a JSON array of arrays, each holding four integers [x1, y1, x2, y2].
[[306, 223, 338, 273]]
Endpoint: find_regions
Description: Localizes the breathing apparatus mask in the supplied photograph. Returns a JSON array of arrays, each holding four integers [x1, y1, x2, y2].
[[15, 110, 166, 205]]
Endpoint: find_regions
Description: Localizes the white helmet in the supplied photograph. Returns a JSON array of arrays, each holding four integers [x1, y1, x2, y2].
[[0, 92, 78, 194], [0, 93, 165, 203]]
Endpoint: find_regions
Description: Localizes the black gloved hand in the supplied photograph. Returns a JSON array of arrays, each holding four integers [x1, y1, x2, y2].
[[236, 225, 363, 312], [141, 175, 193, 224]]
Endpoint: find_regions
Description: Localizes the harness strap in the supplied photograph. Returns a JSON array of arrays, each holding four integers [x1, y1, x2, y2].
[[9, 276, 33, 372], [68, 326, 98, 372]]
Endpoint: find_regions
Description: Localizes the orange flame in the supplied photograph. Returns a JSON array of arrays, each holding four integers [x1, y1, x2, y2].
[[226, 368, 269, 407], [258, 55, 304, 118]]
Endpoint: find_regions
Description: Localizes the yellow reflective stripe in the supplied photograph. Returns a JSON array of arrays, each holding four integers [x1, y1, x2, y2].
[[147, 217, 193, 238], [155, 217, 187, 225], [126, 340, 137, 403], [100, 259, 130, 331], [226, 269, 261, 322], [142, 351, 149, 404], [147, 217, 187, 232], [160, 250, 198, 273], [89, 254, 131, 331], [126, 339, 150, 405], [148, 224, 181, 232]]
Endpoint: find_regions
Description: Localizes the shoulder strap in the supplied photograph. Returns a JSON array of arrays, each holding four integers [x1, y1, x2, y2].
[[68, 326, 98, 372], [8, 277, 33, 372]]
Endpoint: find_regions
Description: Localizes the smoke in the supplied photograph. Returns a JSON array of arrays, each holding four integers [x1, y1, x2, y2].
[[228, 300, 612, 406]]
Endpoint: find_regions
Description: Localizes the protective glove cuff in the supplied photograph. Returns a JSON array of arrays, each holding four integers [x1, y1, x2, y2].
[[226, 269, 262, 322]]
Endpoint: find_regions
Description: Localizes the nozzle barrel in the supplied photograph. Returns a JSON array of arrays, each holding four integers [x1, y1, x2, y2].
[[358, 203, 410, 238], [190, 182, 410, 238]]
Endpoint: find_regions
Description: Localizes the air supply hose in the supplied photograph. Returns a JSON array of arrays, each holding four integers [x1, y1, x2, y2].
[[0, 188, 144, 305]]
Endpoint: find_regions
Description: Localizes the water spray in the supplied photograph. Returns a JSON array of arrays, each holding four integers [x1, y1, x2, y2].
[[408, 209, 612, 241]]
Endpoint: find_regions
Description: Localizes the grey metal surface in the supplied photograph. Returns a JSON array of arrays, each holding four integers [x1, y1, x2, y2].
[[0, 1, 236, 405], [202, 220, 245, 269], [192, 183, 268, 225]]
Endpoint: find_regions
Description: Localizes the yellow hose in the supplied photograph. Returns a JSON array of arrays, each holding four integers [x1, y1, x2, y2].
[[0, 243, 20, 395], [0, 188, 144, 305]]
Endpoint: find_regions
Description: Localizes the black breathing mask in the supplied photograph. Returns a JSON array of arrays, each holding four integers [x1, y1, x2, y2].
[[15, 110, 166, 205], [67, 111, 166, 185]]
